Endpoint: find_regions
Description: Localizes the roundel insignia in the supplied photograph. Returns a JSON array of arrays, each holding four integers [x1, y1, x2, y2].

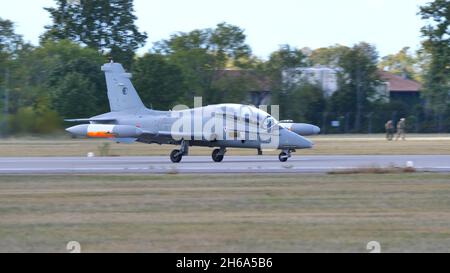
[[122, 87, 128, 95]]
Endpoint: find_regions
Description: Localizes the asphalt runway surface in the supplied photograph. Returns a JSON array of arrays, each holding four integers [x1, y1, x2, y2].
[[0, 155, 449, 174]]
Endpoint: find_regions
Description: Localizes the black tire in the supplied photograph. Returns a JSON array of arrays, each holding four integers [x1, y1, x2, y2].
[[170, 150, 183, 163], [212, 149, 224, 163], [279, 152, 289, 162]]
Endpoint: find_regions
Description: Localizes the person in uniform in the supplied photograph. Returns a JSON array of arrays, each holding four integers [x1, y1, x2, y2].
[[385, 120, 394, 141], [395, 118, 406, 141]]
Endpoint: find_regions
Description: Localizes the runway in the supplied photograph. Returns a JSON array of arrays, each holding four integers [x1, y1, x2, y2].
[[0, 155, 449, 174]]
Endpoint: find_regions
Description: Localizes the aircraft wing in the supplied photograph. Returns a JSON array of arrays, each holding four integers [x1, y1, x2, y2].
[[65, 118, 117, 123], [138, 131, 219, 144], [139, 129, 273, 144], [151, 131, 218, 141]]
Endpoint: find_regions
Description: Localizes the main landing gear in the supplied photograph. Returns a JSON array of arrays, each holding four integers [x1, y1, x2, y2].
[[278, 149, 294, 162], [170, 142, 227, 163], [170, 140, 189, 163]]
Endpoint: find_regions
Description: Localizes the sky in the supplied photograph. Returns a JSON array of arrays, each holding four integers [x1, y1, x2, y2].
[[0, 0, 431, 59]]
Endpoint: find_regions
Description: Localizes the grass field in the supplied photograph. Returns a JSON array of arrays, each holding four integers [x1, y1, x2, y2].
[[1, 173, 450, 253], [0, 134, 450, 157]]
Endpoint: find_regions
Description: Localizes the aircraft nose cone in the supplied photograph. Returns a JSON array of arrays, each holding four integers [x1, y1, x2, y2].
[[280, 128, 313, 149], [295, 134, 314, 149]]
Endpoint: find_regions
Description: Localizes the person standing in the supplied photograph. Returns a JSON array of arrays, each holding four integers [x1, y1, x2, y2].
[[395, 118, 406, 141], [385, 120, 394, 141]]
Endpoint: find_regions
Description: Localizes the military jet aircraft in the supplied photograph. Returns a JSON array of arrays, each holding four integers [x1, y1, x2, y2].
[[66, 62, 320, 163]]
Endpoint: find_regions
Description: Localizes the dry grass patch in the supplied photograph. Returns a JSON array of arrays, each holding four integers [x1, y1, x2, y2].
[[0, 134, 450, 157], [1, 173, 450, 253]]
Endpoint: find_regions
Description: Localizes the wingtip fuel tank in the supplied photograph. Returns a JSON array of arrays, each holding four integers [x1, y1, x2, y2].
[[279, 123, 321, 136], [66, 124, 143, 138]]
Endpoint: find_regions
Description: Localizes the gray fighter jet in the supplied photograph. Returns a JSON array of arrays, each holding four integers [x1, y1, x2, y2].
[[66, 62, 320, 163]]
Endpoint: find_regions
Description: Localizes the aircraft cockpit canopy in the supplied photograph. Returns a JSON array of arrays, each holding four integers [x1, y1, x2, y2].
[[213, 104, 279, 127]]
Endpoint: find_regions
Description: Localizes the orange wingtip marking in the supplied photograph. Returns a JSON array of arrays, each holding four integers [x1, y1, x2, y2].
[[87, 132, 115, 138]]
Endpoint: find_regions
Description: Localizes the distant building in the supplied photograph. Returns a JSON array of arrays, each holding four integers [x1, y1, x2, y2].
[[283, 67, 422, 104], [377, 71, 422, 104], [282, 67, 340, 97]]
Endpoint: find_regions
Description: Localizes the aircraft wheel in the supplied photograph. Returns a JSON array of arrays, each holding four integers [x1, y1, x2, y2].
[[279, 152, 289, 162], [212, 149, 224, 163], [170, 150, 183, 163]]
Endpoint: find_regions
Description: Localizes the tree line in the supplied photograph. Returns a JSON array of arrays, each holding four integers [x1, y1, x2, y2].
[[0, 0, 449, 135]]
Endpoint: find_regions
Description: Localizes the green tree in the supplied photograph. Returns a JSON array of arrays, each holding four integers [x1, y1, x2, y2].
[[0, 17, 28, 136], [264, 45, 306, 72], [261, 45, 307, 116], [14, 40, 108, 119], [210, 23, 252, 68], [33, 95, 61, 134], [0, 17, 24, 95], [309, 45, 350, 67], [42, 0, 147, 67], [211, 70, 265, 104], [53, 72, 99, 118], [379, 47, 420, 81], [154, 23, 252, 105], [132, 53, 185, 110], [263, 45, 306, 83], [1, 39, 108, 134], [330, 42, 380, 131], [284, 83, 325, 124], [10, 96, 61, 135], [419, 0, 450, 120], [0, 18, 24, 57]]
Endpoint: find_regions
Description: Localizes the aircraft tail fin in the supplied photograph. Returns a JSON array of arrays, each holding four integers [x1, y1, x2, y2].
[[101, 62, 145, 112]]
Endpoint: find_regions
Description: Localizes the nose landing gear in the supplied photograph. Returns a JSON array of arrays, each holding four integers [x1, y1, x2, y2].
[[278, 149, 294, 162], [212, 148, 227, 162]]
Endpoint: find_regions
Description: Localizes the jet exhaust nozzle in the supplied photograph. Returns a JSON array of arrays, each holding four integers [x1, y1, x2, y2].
[[66, 124, 143, 138]]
